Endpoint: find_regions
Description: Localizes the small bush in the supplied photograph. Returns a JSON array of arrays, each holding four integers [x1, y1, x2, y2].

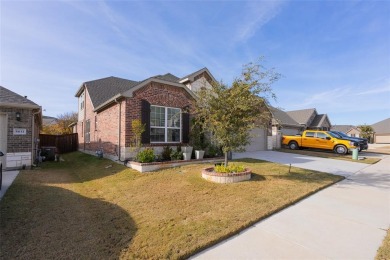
[[214, 164, 245, 173], [206, 145, 221, 158], [170, 147, 183, 160], [136, 148, 155, 163], [161, 146, 173, 161]]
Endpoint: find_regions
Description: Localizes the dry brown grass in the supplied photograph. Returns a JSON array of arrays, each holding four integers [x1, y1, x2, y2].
[[376, 228, 390, 260], [0, 152, 343, 259], [278, 148, 381, 164]]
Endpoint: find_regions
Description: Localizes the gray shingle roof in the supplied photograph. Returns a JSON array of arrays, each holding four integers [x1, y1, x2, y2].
[[286, 108, 316, 125], [371, 118, 390, 134], [331, 125, 357, 133], [270, 107, 300, 127], [83, 77, 139, 108], [153, 73, 180, 83], [180, 67, 207, 81], [311, 114, 327, 127], [0, 86, 40, 108]]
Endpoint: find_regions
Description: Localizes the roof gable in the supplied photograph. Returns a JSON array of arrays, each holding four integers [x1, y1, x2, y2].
[[371, 118, 390, 134], [179, 67, 216, 84], [270, 107, 300, 127], [0, 86, 40, 109], [286, 108, 317, 125], [76, 77, 139, 109], [310, 114, 331, 128]]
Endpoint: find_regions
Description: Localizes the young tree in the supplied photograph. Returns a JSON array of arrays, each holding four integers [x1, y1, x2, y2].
[[42, 112, 78, 135], [194, 58, 280, 166], [358, 124, 374, 142]]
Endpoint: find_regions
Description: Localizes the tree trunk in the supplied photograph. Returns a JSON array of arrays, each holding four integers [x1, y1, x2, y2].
[[224, 152, 228, 167]]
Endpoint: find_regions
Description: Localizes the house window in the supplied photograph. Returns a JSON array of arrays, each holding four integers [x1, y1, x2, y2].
[[85, 120, 90, 143], [95, 116, 97, 131], [150, 106, 181, 143]]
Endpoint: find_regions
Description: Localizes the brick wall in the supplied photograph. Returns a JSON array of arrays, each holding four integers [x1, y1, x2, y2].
[[0, 107, 33, 153], [77, 81, 195, 159], [125, 82, 194, 146]]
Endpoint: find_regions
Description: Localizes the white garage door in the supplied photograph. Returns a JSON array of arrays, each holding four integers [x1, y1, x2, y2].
[[375, 135, 390, 144], [0, 114, 7, 168], [245, 128, 267, 152]]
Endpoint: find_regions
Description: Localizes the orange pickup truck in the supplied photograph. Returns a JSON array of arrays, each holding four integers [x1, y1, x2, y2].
[[282, 130, 359, 154]]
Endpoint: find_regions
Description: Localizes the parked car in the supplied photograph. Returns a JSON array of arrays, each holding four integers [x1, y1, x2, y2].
[[282, 130, 359, 154], [328, 131, 368, 152], [0, 151, 3, 190]]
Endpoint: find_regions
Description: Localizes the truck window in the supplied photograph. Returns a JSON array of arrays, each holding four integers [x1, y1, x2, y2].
[[305, 132, 315, 137], [316, 132, 327, 139]]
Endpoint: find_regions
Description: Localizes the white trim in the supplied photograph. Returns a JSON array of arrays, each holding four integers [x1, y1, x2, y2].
[[150, 105, 181, 143]]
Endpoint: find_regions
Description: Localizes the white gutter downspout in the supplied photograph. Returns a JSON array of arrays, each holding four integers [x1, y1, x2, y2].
[[114, 98, 121, 161]]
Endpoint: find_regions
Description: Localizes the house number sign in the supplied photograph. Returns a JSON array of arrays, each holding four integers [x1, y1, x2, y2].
[[13, 128, 27, 135]]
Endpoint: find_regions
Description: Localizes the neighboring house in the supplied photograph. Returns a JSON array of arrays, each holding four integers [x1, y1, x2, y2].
[[286, 108, 332, 131], [371, 118, 390, 143], [331, 125, 361, 137], [75, 68, 228, 160], [270, 107, 303, 135], [0, 86, 42, 169], [42, 116, 58, 126]]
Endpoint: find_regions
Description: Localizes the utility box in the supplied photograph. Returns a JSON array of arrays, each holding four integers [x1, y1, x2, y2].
[[41, 146, 57, 161]]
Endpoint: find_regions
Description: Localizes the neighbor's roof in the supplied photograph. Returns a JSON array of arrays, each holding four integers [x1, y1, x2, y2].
[[286, 108, 317, 125], [0, 86, 40, 109], [331, 125, 358, 133], [42, 116, 58, 126], [371, 118, 390, 134], [270, 107, 301, 127], [310, 114, 331, 128]]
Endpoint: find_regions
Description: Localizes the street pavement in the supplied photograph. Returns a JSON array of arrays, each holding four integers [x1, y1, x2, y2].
[[193, 151, 390, 259]]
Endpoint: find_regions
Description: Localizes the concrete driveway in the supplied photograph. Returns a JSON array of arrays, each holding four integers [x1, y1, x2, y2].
[[193, 151, 390, 259], [0, 170, 19, 200]]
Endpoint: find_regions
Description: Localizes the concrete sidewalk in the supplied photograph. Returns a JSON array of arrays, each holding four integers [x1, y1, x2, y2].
[[193, 151, 389, 259], [0, 170, 20, 200]]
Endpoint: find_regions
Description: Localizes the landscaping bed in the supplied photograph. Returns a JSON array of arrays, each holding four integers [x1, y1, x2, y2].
[[278, 148, 381, 164], [0, 152, 343, 259]]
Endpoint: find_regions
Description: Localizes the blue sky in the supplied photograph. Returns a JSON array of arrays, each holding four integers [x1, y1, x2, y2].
[[1, 0, 389, 125]]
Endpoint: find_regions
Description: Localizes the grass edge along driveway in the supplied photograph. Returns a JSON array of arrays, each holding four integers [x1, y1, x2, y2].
[[0, 152, 343, 259]]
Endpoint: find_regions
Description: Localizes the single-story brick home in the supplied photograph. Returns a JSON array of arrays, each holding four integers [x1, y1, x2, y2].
[[75, 68, 277, 160], [331, 125, 361, 138], [0, 86, 42, 169], [372, 118, 390, 143]]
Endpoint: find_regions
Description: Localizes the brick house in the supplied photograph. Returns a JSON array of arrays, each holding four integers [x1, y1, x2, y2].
[[0, 86, 42, 169], [75, 68, 215, 161]]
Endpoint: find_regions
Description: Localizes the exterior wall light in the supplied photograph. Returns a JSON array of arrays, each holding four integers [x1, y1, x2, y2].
[[16, 112, 21, 121]]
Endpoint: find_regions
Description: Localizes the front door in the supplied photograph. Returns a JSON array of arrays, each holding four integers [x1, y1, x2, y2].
[[0, 113, 7, 169]]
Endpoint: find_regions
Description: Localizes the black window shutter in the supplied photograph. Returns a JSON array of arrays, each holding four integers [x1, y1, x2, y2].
[[141, 100, 150, 144], [182, 112, 190, 143]]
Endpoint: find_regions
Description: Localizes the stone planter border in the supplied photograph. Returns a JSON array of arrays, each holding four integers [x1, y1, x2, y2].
[[127, 158, 224, 173], [201, 167, 252, 184]]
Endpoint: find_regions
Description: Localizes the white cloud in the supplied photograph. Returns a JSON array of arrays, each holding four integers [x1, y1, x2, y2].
[[234, 1, 285, 42]]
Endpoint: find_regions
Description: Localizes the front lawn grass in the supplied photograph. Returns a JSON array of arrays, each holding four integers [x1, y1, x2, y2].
[[0, 152, 343, 259], [376, 228, 390, 260], [278, 148, 381, 164]]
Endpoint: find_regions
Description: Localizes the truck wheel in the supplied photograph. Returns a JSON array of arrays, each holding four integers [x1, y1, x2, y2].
[[289, 141, 299, 150], [334, 145, 347, 155]]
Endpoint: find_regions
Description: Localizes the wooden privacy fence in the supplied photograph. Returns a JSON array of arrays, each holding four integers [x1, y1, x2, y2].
[[39, 133, 78, 154]]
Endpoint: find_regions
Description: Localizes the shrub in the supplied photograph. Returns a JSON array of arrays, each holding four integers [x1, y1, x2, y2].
[[206, 145, 221, 158], [170, 147, 183, 160], [214, 164, 245, 173], [161, 146, 173, 161], [136, 148, 155, 163]]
